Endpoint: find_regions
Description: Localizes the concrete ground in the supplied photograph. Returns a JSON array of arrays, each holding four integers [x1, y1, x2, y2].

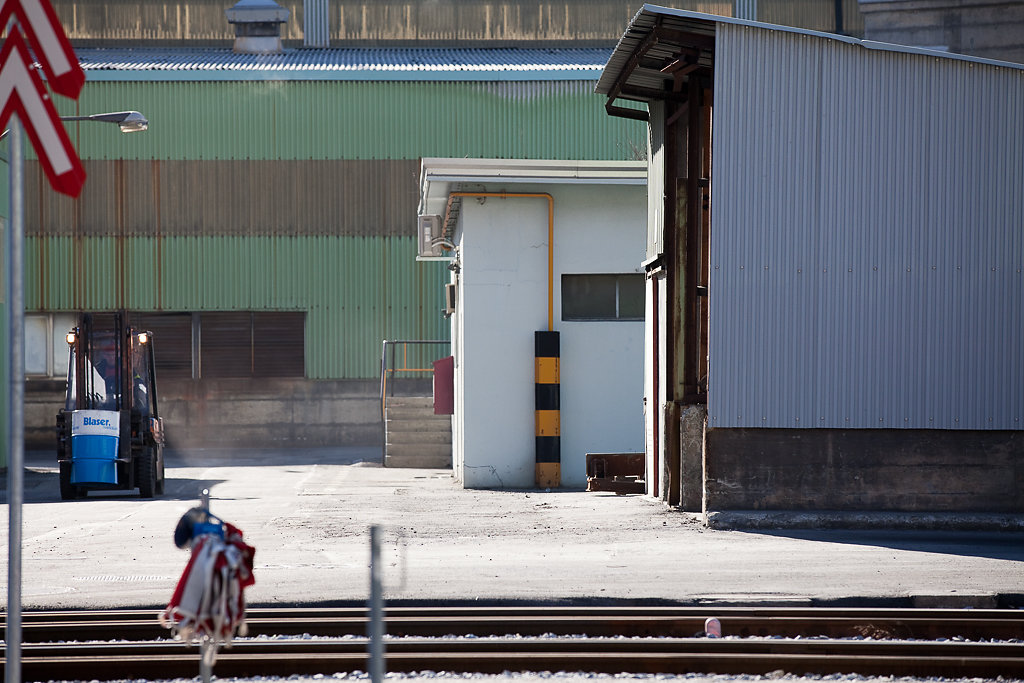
[[1, 447, 1023, 610]]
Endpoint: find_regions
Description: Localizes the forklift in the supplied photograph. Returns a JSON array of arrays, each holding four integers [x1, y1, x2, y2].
[[55, 312, 166, 499]]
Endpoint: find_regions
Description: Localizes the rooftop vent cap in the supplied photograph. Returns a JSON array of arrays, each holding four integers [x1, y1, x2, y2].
[[225, 0, 290, 54]]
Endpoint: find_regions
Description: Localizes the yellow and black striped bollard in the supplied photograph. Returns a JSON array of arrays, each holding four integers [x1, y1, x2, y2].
[[535, 330, 560, 488]]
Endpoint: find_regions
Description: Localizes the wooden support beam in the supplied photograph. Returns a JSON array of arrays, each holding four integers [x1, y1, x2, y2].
[[651, 26, 715, 51]]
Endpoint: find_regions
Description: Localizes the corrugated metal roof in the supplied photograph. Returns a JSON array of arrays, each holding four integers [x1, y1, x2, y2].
[[77, 46, 612, 81], [597, 4, 1024, 98]]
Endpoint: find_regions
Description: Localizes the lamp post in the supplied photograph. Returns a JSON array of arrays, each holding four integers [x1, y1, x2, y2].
[[5, 110, 148, 683], [1, 110, 148, 142], [60, 110, 149, 133]]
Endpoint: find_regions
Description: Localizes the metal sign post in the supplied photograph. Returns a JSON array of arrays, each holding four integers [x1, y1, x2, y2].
[[5, 117, 25, 683], [199, 488, 212, 683]]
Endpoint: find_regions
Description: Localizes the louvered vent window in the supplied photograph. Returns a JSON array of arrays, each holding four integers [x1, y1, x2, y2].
[[134, 313, 193, 379], [31, 311, 305, 380], [201, 312, 305, 379], [138, 311, 305, 379]]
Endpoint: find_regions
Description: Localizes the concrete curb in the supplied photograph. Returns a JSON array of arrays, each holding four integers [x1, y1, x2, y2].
[[704, 510, 1024, 531]]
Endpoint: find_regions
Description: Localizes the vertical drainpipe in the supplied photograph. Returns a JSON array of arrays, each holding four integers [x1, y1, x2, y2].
[[444, 192, 559, 488], [303, 0, 329, 48]]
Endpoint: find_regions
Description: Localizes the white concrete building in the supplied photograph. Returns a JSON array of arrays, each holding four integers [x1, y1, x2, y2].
[[418, 159, 647, 489]]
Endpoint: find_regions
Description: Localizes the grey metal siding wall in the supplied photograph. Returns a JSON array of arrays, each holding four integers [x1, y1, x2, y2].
[[51, 1, 863, 45], [709, 23, 1024, 431]]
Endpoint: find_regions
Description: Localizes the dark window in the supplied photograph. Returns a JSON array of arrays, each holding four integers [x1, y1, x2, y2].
[[132, 311, 305, 379], [134, 313, 193, 379], [201, 312, 305, 379], [202, 312, 254, 378], [253, 312, 305, 378], [561, 274, 644, 321]]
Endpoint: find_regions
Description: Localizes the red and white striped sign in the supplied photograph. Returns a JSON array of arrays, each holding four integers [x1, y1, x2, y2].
[[1, 0, 86, 197]]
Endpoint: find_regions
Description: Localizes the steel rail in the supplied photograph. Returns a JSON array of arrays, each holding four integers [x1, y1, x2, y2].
[[13, 605, 1024, 621], [18, 636, 1024, 657], [7, 637, 1024, 681], [8, 608, 1024, 643]]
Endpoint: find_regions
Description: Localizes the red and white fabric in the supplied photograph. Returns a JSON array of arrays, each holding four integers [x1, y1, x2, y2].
[[160, 522, 255, 651]]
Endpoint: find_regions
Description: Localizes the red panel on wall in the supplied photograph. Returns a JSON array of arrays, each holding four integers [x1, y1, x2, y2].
[[433, 355, 455, 415]]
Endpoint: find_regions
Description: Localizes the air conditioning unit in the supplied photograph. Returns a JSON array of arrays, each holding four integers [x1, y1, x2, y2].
[[417, 214, 452, 260], [444, 282, 457, 316]]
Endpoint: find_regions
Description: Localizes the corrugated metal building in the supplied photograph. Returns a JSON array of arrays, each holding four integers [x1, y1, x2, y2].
[[0, 0, 871, 465], [11, 46, 646, 451], [598, 6, 1024, 521], [50, 0, 864, 46]]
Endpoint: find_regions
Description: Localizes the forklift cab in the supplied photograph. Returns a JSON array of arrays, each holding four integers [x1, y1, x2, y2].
[[56, 312, 166, 500], [65, 329, 156, 416]]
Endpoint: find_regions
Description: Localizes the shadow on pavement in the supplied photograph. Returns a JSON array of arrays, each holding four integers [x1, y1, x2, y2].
[[751, 528, 1024, 562], [1, 447, 382, 505], [0, 465, 229, 505]]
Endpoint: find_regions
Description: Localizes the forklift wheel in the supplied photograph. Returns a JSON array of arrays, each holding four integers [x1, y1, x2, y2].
[[58, 463, 83, 501], [138, 448, 158, 498]]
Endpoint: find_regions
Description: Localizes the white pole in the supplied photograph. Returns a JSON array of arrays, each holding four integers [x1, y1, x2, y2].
[[200, 640, 212, 683], [369, 525, 385, 683], [6, 117, 25, 683]]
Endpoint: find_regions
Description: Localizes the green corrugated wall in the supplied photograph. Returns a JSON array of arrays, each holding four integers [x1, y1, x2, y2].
[[25, 235, 446, 378], [56, 80, 646, 161], [24, 77, 646, 381]]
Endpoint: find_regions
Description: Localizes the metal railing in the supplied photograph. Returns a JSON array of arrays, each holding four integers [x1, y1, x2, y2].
[[379, 339, 450, 424]]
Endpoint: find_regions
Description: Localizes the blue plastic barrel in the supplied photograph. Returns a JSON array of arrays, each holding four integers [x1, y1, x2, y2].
[[70, 410, 120, 485]]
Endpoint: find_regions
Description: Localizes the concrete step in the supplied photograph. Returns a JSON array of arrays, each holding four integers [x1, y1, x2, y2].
[[384, 396, 435, 410], [385, 441, 452, 469], [386, 417, 452, 435], [386, 403, 447, 419], [385, 453, 452, 469], [387, 429, 452, 445], [383, 394, 452, 468], [386, 441, 452, 459]]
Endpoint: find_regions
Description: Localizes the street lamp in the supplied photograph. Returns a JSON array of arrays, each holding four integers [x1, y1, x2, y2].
[[60, 110, 149, 133], [0, 110, 149, 142]]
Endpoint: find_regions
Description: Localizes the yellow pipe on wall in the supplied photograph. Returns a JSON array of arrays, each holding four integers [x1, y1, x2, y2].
[[445, 192, 555, 331]]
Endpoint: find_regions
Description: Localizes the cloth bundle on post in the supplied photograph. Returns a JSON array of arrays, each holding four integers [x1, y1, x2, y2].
[[160, 507, 256, 661]]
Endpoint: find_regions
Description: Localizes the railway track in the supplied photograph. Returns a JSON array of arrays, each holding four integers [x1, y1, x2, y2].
[[3, 606, 1023, 681]]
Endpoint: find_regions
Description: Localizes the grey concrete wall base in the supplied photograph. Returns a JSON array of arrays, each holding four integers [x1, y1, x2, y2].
[[704, 428, 1024, 512], [705, 510, 1024, 531], [25, 377, 431, 449], [678, 403, 706, 512]]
